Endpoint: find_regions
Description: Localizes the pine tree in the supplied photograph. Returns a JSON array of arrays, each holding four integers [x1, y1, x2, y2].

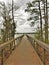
[[25, 0, 43, 40]]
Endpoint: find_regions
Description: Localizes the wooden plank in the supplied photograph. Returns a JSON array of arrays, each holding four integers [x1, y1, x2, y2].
[[0, 35, 23, 51], [4, 36, 43, 65], [27, 34, 49, 52]]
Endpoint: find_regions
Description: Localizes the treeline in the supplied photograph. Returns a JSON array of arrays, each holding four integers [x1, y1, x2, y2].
[[25, 0, 49, 43], [0, 0, 19, 43]]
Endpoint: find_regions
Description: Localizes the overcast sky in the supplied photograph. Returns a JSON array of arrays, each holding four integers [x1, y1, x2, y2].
[[0, 0, 37, 33]]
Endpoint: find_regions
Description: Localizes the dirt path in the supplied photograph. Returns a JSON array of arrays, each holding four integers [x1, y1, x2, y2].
[[5, 36, 43, 65]]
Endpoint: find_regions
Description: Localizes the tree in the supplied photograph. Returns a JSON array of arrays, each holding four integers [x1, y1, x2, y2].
[[42, 0, 48, 43], [25, 0, 49, 43], [25, 0, 43, 40], [45, 0, 48, 43], [11, 0, 15, 38], [0, 2, 8, 41], [0, 1, 19, 42], [11, 0, 19, 38]]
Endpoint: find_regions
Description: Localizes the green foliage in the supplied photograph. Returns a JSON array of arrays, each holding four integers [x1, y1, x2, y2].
[[0, 1, 19, 42], [25, 0, 49, 43], [27, 2, 33, 8], [11, 22, 16, 38], [25, 0, 40, 28]]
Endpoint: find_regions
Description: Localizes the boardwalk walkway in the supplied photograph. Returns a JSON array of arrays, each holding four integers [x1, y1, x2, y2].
[[4, 36, 43, 65]]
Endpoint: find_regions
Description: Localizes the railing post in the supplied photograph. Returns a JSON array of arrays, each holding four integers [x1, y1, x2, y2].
[[13, 40, 15, 49], [10, 43, 12, 54], [46, 52, 49, 65], [1, 49, 3, 65], [33, 40, 35, 48], [34, 40, 35, 49], [36, 43, 38, 54], [44, 49, 46, 65]]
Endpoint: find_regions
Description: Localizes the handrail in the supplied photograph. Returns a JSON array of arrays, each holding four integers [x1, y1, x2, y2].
[[27, 35, 49, 65], [0, 35, 24, 51], [0, 35, 24, 65], [27, 35, 49, 52]]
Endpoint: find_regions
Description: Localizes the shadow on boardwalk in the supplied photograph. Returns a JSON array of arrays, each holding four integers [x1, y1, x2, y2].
[[4, 36, 43, 65]]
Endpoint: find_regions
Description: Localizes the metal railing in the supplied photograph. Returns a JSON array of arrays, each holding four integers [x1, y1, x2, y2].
[[0, 35, 24, 65], [27, 35, 49, 65]]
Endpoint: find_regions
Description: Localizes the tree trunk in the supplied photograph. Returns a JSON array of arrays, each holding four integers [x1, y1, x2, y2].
[[12, 0, 15, 38], [4, 3, 8, 41], [45, 0, 48, 43], [38, 1, 43, 41]]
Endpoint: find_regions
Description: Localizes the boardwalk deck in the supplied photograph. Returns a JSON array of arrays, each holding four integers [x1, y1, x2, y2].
[[4, 36, 43, 65]]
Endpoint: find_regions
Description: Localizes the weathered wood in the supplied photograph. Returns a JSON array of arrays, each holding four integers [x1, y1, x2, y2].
[[27, 35, 49, 65], [27, 35, 49, 52], [1, 49, 3, 65], [0, 35, 23, 51], [5, 36, 43, 65], [0, 35, 24, 65]]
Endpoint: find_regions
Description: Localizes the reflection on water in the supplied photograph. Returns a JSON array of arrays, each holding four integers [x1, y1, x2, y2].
[[15, 34, 23, 38]]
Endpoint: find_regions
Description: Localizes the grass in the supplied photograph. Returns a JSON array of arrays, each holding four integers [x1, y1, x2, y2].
[[34, 34, 49, 45]]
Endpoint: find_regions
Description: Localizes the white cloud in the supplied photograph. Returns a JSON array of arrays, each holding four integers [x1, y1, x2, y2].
[[0, 0, 37, 33], [14, 9, 30, 27]]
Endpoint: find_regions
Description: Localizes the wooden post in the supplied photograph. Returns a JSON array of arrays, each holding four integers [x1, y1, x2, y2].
[[44, 49, 46, 65], [34, 40, 35, 49], [10, 43, 12, 54], [14, 40, 15, 49], [36, 43, 38, 52], [1, 50, 3, 65]]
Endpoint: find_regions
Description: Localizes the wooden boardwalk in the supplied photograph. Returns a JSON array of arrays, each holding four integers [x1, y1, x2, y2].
[[4, 36, 43, 65]]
